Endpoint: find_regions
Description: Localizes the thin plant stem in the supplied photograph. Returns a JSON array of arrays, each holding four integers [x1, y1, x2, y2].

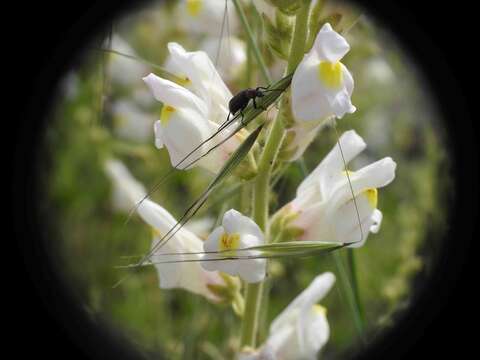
[[332, 251, 365, 342], [232, 0, 272, 84], [347, 248, 365, 324], [239, 1, 311, 348]]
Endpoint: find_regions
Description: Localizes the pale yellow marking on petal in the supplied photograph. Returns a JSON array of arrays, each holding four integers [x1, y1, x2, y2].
[[219, 232, 240, 251], [312, 304, 327, 316], [364, 188, 378, 208], [318, 61, 343, 89], [186, 0, 202, 17], [151, 227, 162, 238], [175, 75, 191, 87], [160, 104, 176, 126]]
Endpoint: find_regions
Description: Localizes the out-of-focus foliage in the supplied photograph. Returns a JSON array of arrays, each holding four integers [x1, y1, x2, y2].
[[45, 0, 449, 359]]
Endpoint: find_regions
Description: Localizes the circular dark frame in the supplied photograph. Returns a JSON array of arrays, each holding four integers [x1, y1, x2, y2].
[[12, 0, 476, 358]]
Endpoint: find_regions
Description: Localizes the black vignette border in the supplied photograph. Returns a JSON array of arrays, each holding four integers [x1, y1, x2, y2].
[[10, 0, 477, 359]]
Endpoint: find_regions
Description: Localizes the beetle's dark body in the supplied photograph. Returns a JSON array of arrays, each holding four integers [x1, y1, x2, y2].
[[229, 88, 265, 116]]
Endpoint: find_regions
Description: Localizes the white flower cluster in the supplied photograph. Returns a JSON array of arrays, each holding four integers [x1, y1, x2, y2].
[[105, 15, 397, 360]]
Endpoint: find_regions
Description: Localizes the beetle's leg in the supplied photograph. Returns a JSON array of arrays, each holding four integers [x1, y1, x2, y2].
[[240, 110, 246, 125], [253, 96, 268, 111], [218, 112, 232, 132]]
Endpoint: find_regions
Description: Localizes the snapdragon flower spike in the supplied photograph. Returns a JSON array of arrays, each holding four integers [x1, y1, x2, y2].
[[291, 23, 356, 122], [201, 209, 266, 283], [280, 130, 396, 247], [239, 273, 335, 360]]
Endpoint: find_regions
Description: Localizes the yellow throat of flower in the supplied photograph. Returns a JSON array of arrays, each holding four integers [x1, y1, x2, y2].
[[312, 304, 327, 316], [186, 0, 202, 17], [160, 104, 176, 125], [318, 61, 343, 89], [342, 171, 378, 209], [219, 232, 240, 251], [364, 188, 378, 208]]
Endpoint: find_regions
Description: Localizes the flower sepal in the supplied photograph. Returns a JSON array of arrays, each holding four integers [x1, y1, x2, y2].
[[206, 272, 245, 316]]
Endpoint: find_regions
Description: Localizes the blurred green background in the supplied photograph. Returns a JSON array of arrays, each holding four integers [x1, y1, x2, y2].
[[45, 0, 450, 358]]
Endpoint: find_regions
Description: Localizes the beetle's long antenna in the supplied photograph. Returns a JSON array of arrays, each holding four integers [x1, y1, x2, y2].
[[332, 121, 364, 244]]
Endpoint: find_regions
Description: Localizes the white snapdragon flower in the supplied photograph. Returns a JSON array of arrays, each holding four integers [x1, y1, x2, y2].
[[111, 100, 154, 142], [139, 199, 229, 302], [278, 130, 396, 247], [144, 43, 242, 173], [201, 209, 266, 283], [177, 0, 238, 36], [239, 273, 335, 360], [104, 159, 230, 301], [200, 36, 246, 81], [291, 23, 356, 122]]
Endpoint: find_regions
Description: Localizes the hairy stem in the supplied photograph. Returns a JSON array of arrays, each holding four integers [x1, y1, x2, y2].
[[239, 1, 311, 349]]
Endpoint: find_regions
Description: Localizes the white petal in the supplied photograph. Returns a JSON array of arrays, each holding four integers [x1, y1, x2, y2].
[[137, 199, 177, 234], [201, 226, 224, 272], [313, 23, 350, 62], [153, 121, 164, 149], [239, 258, 266, 283], [329, 157, 397, 208], [143, 73, 208, 116], [271, 273, 335, 332], [297, 130, 366, 200], [342, 63, 355, 96], [291, 202, 333, 243], [202, 211, 265, 283], [330, 89, 356, 119], [291, 55, 333, 122], [300, 307, 329, 357], [222, 209, 264, 240], [104, 159, 147, 210], [167, 42, 231, 123], [330, 193, 376, 244], [370, 209, 383, 233], [157, 107, 217, 169]]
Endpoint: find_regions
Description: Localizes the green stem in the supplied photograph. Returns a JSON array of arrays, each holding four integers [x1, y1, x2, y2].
[[333, 251, 365, 341], [239, 1, 311, 349], [232, 0, 272, 84], [347, 249, 365, 325], [286, 1, 311, 74]]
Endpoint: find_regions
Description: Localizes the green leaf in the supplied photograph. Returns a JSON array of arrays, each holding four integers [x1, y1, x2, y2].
[[126, 241, 348, 267]]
